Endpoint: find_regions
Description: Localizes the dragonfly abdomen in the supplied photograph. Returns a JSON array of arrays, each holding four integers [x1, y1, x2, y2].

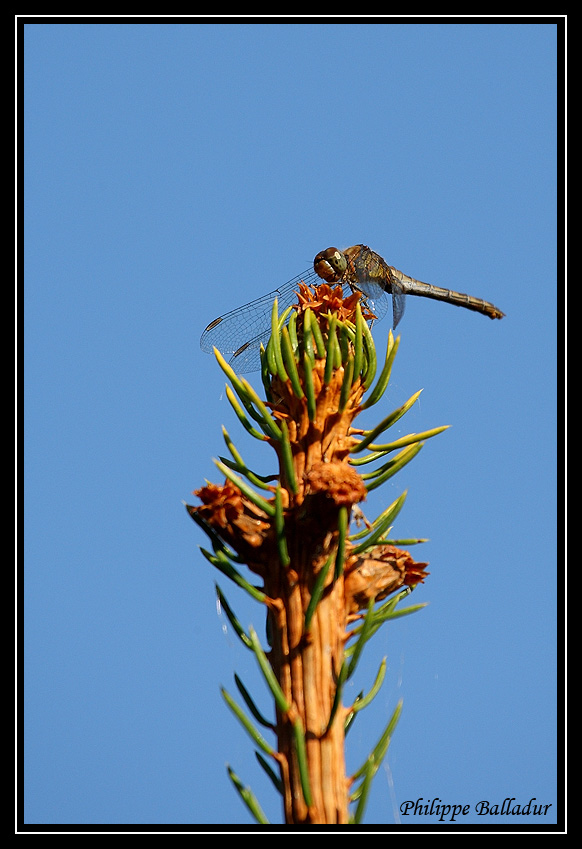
[[391, 270, 505, 320]]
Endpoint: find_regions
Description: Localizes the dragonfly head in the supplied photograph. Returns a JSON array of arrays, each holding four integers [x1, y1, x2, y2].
[[313, 247, 348, 283]]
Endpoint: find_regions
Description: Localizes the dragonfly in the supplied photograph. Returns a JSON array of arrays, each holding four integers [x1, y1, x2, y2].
[[200, 244, 505, 373]]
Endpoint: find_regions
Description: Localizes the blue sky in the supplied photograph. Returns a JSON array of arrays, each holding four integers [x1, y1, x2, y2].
[[22, 20, 560, 829]]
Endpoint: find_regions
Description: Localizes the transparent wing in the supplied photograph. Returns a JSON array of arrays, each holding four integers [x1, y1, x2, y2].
[[200, 250, 395, 374], [389, 279, 406, 329], [224, 339, 265, 374], [200, 266, 352, 373], [201, 267, 318, 354], [355, 284, 392, 324]]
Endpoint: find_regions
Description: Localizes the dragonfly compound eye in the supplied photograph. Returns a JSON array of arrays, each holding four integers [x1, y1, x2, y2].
[[313, 247, 347, 282]]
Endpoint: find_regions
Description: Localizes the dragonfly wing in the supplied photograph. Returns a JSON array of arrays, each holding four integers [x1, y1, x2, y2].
[[226, 280, 355, 373], [363, 290, 391, 322], [392, 291, 406, 328], [200, 267, 319, 360], [348, 271, 391, 321], [228, 339, 266, 374], [384, 269, 406, 329], [200, 245, 397, 374]]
